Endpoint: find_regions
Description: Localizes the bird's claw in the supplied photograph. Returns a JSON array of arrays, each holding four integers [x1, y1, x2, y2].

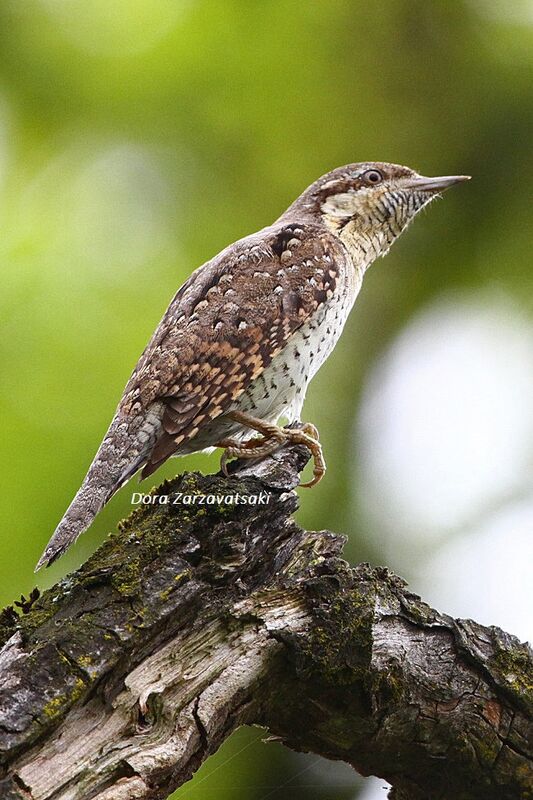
[[217, 413, 326, 487]]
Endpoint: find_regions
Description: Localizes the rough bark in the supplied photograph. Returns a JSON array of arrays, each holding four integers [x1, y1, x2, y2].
[[0, 445, 531, 800]]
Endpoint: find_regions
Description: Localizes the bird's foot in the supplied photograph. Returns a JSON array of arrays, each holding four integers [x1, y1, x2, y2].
[[217, 411, 325, 488]]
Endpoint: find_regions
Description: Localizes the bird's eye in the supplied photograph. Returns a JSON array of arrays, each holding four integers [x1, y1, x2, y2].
[[362, 169, 383, 185]]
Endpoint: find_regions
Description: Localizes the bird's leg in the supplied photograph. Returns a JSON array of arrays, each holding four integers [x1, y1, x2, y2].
[[216, 434, 284, 477], [216, 410, 326, 488]]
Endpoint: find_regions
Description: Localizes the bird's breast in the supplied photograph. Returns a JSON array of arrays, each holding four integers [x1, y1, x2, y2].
[[173, 255, 362, 453], [231, 257, 362, 424]]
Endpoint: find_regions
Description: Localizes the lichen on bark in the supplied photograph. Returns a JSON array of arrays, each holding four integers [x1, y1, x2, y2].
[[0, 444, 531, 800]]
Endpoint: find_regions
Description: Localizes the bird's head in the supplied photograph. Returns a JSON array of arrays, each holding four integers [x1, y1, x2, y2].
[[289, 162, 470, 267]]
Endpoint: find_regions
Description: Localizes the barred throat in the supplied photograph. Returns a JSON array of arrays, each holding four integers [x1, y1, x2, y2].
[[324, 189, 435, 268]]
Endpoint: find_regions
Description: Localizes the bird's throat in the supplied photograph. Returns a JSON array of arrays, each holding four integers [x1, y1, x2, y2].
[[329, 217, 393, 273]]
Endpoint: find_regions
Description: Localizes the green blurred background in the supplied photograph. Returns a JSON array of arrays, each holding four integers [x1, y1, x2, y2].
[[1, 2, 532, 798]]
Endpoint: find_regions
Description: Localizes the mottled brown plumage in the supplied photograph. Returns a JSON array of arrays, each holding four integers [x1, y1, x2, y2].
[[124, 223, 344, 476], [36, 162, 469, 568]]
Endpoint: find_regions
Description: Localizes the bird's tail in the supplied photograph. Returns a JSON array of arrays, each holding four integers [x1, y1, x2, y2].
[[35, 416, 149, 570]]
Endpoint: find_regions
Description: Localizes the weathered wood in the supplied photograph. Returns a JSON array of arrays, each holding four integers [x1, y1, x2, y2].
[[0, 445, 531, 800]]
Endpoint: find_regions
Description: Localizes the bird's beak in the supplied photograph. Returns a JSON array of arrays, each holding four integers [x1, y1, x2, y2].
[[402, 174, 471, 192]]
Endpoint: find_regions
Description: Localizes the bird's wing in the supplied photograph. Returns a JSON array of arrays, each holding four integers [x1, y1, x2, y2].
[[120, 222, 347, 477]]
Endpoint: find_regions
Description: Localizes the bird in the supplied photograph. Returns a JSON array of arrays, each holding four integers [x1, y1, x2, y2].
[[36, 162, 470, 569]]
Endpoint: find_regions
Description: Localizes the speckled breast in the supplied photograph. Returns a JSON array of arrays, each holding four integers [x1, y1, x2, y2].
[[177, 257, 362, 454]]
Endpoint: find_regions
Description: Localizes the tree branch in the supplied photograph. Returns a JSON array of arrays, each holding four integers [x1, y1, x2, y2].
[[0, 446, 531, 800]]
